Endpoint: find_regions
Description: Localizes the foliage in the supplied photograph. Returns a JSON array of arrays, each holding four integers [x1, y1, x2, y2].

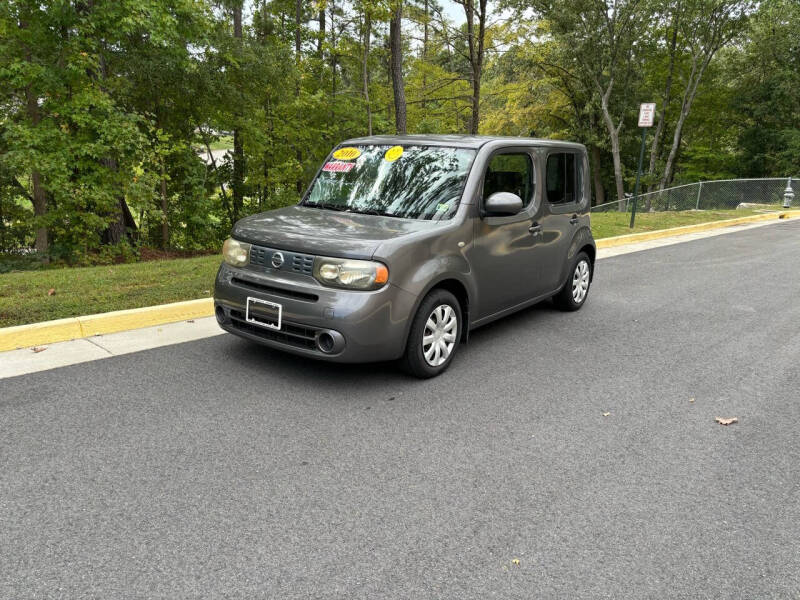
[[0, 208, 764, 327], [0, 0, 796, 264]]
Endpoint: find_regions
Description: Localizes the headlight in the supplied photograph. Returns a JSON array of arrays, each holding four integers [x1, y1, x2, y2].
[[222, 238, 251, 267], [312, 256, 389, 290]]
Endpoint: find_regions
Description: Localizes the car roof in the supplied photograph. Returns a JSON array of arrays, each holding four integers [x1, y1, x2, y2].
[[339, 134, 586, 151]]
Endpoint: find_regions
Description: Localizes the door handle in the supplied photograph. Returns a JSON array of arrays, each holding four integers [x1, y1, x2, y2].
[[529, 222, 542, 236], [569, 214, 579, 225]]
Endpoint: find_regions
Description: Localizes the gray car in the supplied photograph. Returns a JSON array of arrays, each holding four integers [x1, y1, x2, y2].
[[214, 135, 595, 377]]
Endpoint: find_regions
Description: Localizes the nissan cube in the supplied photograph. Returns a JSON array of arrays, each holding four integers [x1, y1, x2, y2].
[[214, 135, 595, 378]]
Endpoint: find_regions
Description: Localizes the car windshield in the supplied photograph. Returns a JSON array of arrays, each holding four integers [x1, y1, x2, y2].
[[302, 145, 476, 220]]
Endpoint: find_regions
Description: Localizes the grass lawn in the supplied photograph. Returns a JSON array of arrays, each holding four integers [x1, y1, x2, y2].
[[207, 135, 233, 151], [0, 208, 776, 328], [589, 209, 762, 239], [0, 255, 221, 328]]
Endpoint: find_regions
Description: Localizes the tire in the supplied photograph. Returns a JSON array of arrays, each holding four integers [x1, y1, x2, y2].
[[401, 289, 463, 378], [553, 251, 592, 311]]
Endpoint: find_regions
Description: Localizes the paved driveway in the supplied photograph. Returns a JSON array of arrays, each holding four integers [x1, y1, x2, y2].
[[2, 220, 799, 598]]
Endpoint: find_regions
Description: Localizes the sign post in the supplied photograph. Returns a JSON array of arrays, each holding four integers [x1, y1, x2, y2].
[[630, 103, 656, 228]]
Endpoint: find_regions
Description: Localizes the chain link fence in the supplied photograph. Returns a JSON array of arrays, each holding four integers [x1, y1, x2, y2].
[[592, 177, 799, 213]]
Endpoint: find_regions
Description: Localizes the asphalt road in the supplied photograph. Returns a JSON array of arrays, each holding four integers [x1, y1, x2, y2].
[[2, 220, 799, 599]]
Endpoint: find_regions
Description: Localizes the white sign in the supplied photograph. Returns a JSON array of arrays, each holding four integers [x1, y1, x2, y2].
[[638, 103, 656, 128]]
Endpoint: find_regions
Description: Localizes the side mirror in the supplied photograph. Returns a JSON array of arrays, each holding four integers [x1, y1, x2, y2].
[[484, 191, 523, 216]]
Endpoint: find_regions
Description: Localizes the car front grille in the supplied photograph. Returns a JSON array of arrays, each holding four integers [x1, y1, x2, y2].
[[228, 310, 320, 351], [250, 244, 315, 276], [230, 277, 319, 302]]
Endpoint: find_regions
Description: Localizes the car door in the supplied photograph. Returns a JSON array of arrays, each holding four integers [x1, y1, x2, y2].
[[537, 148, 587, 293], [472, 148, 545, 318]]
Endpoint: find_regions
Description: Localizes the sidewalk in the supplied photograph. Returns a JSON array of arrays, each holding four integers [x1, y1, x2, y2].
[[0, 317, 223, 378], [1, 216, 790, 379]]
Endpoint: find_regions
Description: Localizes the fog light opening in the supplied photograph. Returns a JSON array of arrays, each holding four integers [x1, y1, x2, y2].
[[215, 305, 228, 324], [317, 332, 336, 353]]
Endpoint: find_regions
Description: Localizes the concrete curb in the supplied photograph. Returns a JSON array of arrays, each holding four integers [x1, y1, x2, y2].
[[2, 210, 798, 352], [0, 298, 213, 352], [595, 210, 799, 249]]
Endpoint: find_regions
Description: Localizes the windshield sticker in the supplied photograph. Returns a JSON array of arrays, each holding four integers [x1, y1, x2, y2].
[[332, 147, 361, 160], [384, 145, 404, 162], [322, 161, 355, 173]]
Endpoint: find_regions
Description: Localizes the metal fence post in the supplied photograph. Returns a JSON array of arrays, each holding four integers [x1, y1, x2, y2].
[[784, 178, 794, 208], [695, 182, 703, 210]]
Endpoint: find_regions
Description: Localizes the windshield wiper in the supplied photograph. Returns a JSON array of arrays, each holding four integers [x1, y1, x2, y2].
[[352, 208, 397, 217], [304, 201, 350, 212]]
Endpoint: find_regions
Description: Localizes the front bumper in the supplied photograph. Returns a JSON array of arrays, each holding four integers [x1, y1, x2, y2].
[[213, 262, 417, 363]]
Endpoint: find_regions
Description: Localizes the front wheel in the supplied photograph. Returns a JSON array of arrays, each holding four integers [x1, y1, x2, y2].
[[401, 289, 462, 378], [553, 251, 592, 311]]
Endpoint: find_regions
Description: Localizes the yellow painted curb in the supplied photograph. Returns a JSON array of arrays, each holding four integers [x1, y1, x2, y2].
[[0, 317, 84, 353], [0, 298, 214, 352], [2, 210, 798, 352], [596, 211, 799, 249], [76, 298, 213, 337]]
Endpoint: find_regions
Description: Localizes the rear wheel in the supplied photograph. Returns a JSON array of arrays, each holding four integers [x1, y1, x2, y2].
[[553, 251, 592, 311], [401, 289, 462, 378]]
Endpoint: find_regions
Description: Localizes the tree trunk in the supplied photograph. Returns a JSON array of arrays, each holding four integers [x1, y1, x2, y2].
[[646, 2, 680, 203], [389, 1, 406, 134], [599, 84, 626, 209], [202, 135, 234, 225], [421, 0, 428, 109], [362, 11, 372, 135], [96, 47, 137, 246], [294, 0, 301, 57], [100, 158, 137, 246], [317, 7, 325, 58], [232, 1, 244, 222], [330, 0, 337, 105], [470, 60, 481, 134], [590, 144, 605, 206], [21, 18, 48, 256], [464, 0, 476, 133], [423, 0, 429, 59], [659, 53, 712, 190], [30, 171, 48, 255], [160, 160, 169, 248], [295, 0, 303, 195], [462, 0, 487, 134]]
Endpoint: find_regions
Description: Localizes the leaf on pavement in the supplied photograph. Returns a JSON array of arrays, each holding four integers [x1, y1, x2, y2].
[[31, 346, 47, 353], [47, 288, 56, 296], [602, 412, 610, 417], [715, 417, 738, 426], [511, 558, 520, 566]]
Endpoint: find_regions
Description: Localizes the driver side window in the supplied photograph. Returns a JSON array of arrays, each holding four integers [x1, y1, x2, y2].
[[483, 153, 534, 207]]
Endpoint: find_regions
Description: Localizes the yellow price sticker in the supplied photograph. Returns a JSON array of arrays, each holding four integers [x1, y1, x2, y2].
[[384, 145, 404, 162], [332, 147, 361, 161]]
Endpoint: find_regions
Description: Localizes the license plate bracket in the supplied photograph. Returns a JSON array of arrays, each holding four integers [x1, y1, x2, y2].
[[245, 296, 282, 330]]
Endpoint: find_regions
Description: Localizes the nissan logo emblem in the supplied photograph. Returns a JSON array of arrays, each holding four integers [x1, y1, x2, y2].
[[271, 252, 284, 269]]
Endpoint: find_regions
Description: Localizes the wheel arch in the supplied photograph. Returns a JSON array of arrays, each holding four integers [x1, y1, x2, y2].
[[579, 243, 596, 280], [566, 226, 596, 283], [403, 275, 473, 348]]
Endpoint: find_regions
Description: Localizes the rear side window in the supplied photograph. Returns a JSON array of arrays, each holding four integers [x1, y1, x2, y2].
[[483, 153, 534, 206], [546, 152, 582, 204]]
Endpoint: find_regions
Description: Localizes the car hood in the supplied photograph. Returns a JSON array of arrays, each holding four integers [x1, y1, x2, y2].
[[231, 205, 439, 259]]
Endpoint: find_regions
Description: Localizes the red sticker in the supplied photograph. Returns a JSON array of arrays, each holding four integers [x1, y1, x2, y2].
[[322, 161, 355, 173]]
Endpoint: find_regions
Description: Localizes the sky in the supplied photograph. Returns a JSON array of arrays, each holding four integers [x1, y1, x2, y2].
[[441, 1, 467, 25]]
